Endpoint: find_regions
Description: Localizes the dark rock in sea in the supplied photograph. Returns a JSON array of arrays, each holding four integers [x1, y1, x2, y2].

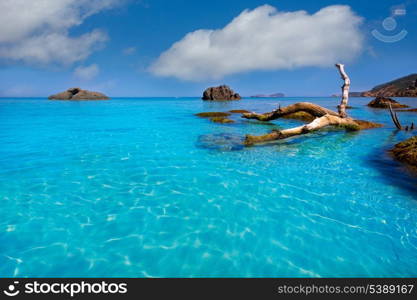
[[48, 88, 109, 100], [367, 96, 409, 108], [202, 85, 241, 101], [195, 112, 231, 118], [390, 136, 417, 167], [361, 74, 417, 97]]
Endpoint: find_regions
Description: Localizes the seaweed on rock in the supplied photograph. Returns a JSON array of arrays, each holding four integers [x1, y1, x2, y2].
[[390, 136, 417, 167], [210, 117, 235, 124], [195, 112, 231, 118]]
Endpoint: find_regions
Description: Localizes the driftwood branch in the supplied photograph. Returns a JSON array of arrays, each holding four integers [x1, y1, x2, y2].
[[335, 63, 350, 118], [389, 103, 402, 130], [242, 102, 338, 121], [242, 64, 381, 146], [388, 103, 415, 131], [244, 115, 361, 145]]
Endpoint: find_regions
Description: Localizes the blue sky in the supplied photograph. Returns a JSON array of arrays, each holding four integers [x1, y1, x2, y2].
[[0, 0, 416, 97]]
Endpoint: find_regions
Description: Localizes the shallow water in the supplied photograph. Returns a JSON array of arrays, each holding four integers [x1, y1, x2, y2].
[[0, 97, 416, 277]]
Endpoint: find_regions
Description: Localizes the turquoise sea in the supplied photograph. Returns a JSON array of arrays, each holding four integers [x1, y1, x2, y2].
[[0, 97, 417, 277]]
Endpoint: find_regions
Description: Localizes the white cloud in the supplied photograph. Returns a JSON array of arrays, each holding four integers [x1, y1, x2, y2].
[[74, 64, 100, 80], [0, 31, 107, 65], [150, 5, 364, 81], [0, 0, 122, 65]]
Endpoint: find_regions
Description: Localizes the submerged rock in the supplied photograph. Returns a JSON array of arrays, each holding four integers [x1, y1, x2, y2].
[[229, 109, 251, 114], [367, 96, 408, 108], [210, 117, 235, 124], [195, 112, 231, 118], [390, 136, 417, 167], [49, 88, 109, 100], [196, 133, 244, 151], [353, 120, 383, 130], [202, 85, 241, 101]]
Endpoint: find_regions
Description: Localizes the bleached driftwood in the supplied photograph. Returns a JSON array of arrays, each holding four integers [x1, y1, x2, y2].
[[336, 63, 350, 118], [243, 64, 381, 146], [389, 103, 402, 130], [242, 102, 338, 121], [388, 103, 416, 131]]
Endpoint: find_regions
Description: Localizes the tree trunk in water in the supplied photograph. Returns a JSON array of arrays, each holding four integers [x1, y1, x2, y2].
[[245, 115, 360, 145], [242, 64, 380, 146], [242, 102, 338, 121], [336, 63, 350, 118]]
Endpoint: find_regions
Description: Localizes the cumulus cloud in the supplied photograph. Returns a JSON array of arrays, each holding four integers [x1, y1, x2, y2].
[[0, 0, 122, 65], [150, 5, 364, 81], [74, 64, 100, 80], [0, 31, 107, 65]]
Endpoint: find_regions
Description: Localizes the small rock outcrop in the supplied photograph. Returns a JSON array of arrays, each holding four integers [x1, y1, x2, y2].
[[202, 85, 241, 101], [48, 88, 109, 100], [390, 136, 417, 167], [367, 96, 408, 108]]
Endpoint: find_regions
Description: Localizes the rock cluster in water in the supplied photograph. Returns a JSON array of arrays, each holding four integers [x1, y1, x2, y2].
[[48, 88, 109, 100], [367, 96, 408, 108], [202, 85, 241, 101], [390, 136, 417, 167]]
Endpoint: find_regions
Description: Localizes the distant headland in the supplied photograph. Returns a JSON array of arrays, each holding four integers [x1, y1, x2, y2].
[[362, 74, 417, 97], [250, 93, 285, 98]]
